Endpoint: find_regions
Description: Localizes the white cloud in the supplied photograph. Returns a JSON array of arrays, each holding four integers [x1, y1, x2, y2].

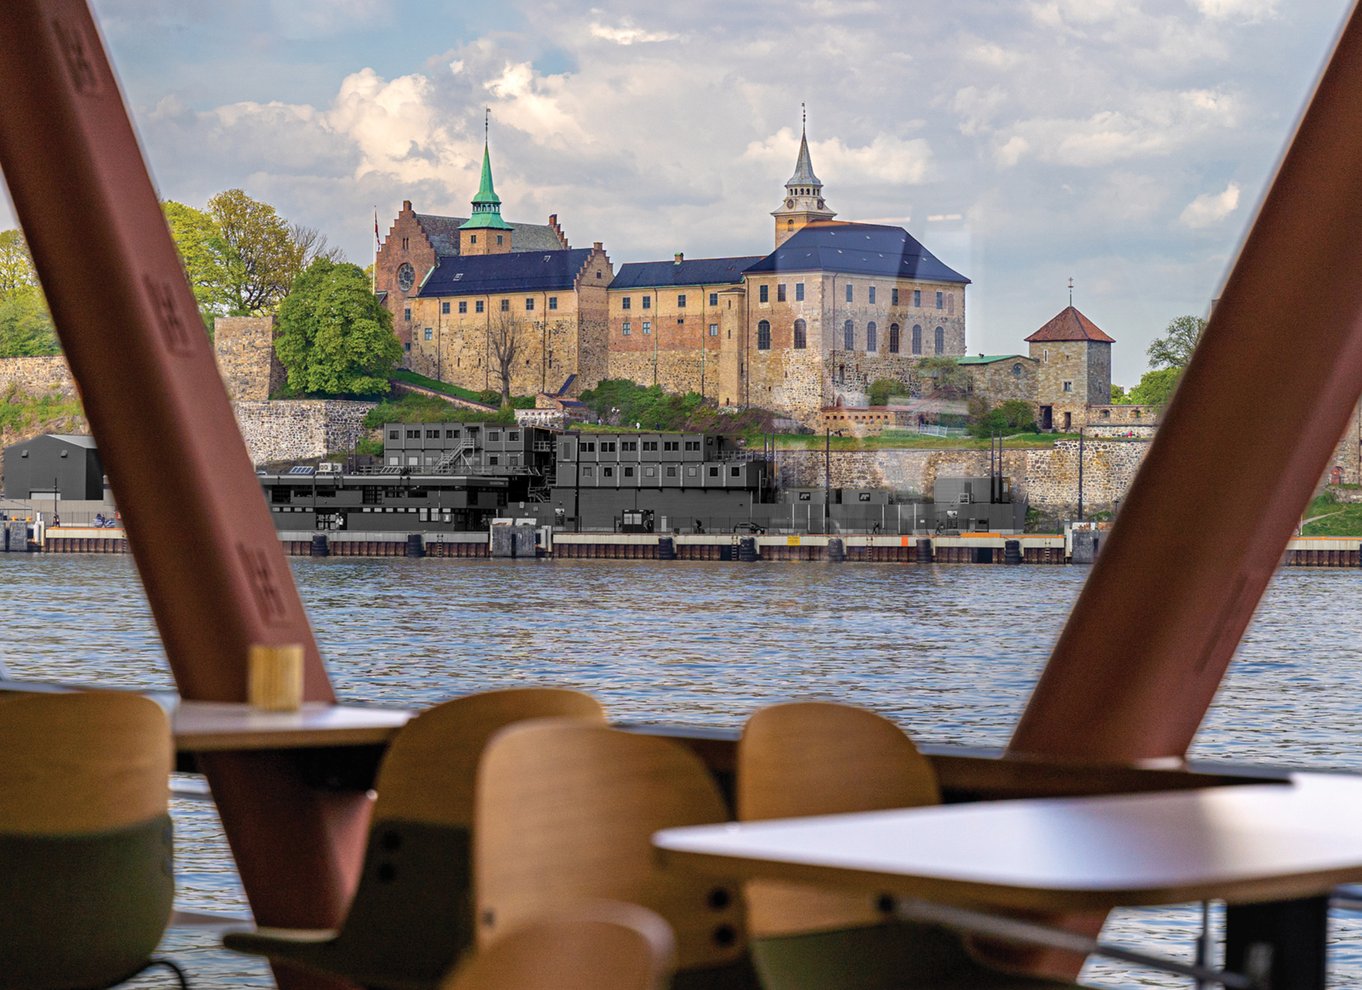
[[1179, 181, 1242, 227], [1193, 0, 1278, 22], [743, 128, 932, 186], [588, 21, 680, 45]]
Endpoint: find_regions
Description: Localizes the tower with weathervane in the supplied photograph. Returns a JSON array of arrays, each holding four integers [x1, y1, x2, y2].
[[772, 105, 836, 248]]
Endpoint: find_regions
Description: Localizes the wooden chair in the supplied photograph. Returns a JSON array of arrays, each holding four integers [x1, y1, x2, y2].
[[738, 702, 1078, 989], [0, 692, 180, 990], [225, 687, 604, 990], [476, 721, 762, 990], [441, 901, 676, 990]]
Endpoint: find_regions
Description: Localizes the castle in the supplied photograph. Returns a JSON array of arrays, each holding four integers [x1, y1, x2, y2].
[[372, 118, 1114, 429]]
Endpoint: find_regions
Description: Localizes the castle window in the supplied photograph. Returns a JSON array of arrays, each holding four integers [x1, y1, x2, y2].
[[787, 219, 794, 230], [869, 286, 877, 304], [500, 299, 510, 312], [678, 293, 687, 307], [794, 319, 807, 349], [936, 291, 944, 309], [401, 237, 408, 250], [1063, 381, 1073, 392], [470, 234, 477, 244], [596, 271, 602, 278], [892, 288, 900, 306], [757, 320, 772, 350], [677, 317, 684, 325], [549, 296, 558, 310], [404, 342, 412, 351], [913, 289, 921, 307], [1101, 408, 1111, 418], [403, 307, 411, 322], [846, 284, 853, 303], [912, 324, 922, 355], [709, 323, 719, 336], [844, 320, 854, 350], [525, 298, 535, 311], [642, 296, 651, 309], [622, 297, 632, 310], [866, 322, 877, 352], [424, 327, 433, 340], [796, 282, 804, 301], [496, 234, 504, 245], [459, 301, 467, 314], [642, 321, 651, 334], [476, 300, 484, 313], [709, 293, 718, 305], [441, 301, 450, 314], [622, 321, 631, 336], [759, 284, 769, 303], [934, 326, 945, 354], [1012, 363, 1023, 377], [889, 324, 901, 353], [777, 283, 786, 302]]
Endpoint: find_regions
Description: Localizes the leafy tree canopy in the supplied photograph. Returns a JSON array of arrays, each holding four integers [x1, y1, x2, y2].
[[916, 355, 970, 396], [1147, 314, 1207, 371], [275, 258, 400, 397], [0, 229, 57, 357], [968, 398, 1037, 437], [162, 201, 232, 330], [867, 377, 905, 407], [1127, 366, 1182, 406], [209, 189, 305, 316], [1110, 384, 1128, 403]]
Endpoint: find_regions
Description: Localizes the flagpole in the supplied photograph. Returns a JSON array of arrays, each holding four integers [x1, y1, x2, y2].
[[372, 206, 379, 293]]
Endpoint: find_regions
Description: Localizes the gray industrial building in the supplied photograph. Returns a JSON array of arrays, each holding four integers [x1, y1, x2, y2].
[[2, 434, 106, 501]]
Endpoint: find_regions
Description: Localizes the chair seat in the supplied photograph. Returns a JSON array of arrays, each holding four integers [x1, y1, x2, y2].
[[753, 922, 1080, 990]]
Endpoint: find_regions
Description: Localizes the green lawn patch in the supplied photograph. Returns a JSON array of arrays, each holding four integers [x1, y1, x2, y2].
[[1301, 494, 1362, 537]]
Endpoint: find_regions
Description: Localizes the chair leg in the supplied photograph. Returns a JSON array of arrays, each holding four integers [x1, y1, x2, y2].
[[136, 957, 191, 990]]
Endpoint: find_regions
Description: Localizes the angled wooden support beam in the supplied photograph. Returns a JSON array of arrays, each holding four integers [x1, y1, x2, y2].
[[0, 5, 366, 987], [1012, 1, 1362, 762]]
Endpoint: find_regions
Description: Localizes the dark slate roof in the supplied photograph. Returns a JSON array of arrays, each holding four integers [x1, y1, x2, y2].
[[744, 222, 969, 283], [414, 213, 565, 257], [787, 130, 822, 188], [610, 256, 764, 290], [417, 249, 594, 298], [1024, 306, 1115, 343]]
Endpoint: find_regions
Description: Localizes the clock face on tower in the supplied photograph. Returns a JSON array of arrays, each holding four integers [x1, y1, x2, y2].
[[397, 263, 415, 292], [785, 198, 794, 209]]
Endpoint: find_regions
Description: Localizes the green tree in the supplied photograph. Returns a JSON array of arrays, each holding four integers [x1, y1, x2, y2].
[[968, 398, 1037, 437], [0, 230, 57, 356], [1127, 366, 1181, 406], [209, 189, 304, 315], [1147, 315, 1207, 370], [867, 377, 903, 407], [916, 356, 970, 397], [162, 201, 232, 330], [275, 259, 400, 397], [1110, 384, 1128, 403]]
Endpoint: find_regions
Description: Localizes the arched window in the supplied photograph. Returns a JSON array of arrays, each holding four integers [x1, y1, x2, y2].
[[844, 320, 854, 350], [911, 324, 922, 355], [757, 320, 772, 350], [934, 326, 945, 354], [793, 318, 807, 350], [866, 322, 877, 352], [787, 219, 794, 230], [889, 323, 900, 353]]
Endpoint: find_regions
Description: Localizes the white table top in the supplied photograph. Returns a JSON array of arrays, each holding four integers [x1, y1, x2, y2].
[[655, 774, 1362, 912], [168, 699, 413, 751]]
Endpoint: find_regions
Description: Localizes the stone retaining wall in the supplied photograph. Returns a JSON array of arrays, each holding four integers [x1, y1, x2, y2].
[[776, 438, 1151, 513], [232, 400, 375, 466], [0, 356, 75, 396]]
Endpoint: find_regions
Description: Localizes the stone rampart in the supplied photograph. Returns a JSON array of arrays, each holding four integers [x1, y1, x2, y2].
[[776, 438, 1150, 513], [232, 400, 375, 466], [0, 356, 75, 396]]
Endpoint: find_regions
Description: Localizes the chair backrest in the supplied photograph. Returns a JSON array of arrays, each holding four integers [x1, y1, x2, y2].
[[330, 688, 606, 984], [374, 687, 605, 826], [476, 722, 750, 977], [0, 692, 173, 990], [737, 701, 940, 936], [442, 901, 676, 990]]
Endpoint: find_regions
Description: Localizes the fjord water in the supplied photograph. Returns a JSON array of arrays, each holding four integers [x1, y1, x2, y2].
[[3, 555, 1360, 987]]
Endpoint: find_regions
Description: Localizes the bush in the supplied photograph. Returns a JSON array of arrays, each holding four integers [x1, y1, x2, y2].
[[867, 378, 902, 407], [362, 393, 515, 429], [968, 399, 1037, 438]]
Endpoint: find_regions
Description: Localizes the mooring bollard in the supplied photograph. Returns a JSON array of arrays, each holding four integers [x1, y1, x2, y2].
[[916, 538, 932, 563], [657, 536, 676, 560], [310, 534, 329, 557], [826, 537, 845, 563], [1005, 539, 1022, 565], [738, 537, 758, 562]]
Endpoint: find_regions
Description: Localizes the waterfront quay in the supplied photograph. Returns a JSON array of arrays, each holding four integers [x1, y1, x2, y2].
[[21, 525, 1362, 566]]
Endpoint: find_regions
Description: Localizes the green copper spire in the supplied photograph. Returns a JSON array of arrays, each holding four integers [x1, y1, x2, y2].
[[461, 109, 513, 231]]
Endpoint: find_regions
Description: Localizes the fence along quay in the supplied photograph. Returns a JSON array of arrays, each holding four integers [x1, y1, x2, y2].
[[9, 3, 1362, 990]]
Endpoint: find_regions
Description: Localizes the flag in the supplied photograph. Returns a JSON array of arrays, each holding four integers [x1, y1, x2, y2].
[[374, 207, 381, 252]]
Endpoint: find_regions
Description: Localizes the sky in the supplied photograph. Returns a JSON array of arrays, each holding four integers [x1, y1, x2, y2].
[[1, 0, 1353, 385]]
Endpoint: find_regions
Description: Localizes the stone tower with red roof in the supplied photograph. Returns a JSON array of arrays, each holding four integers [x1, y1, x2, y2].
[[1024, 305, 1114, 432]]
